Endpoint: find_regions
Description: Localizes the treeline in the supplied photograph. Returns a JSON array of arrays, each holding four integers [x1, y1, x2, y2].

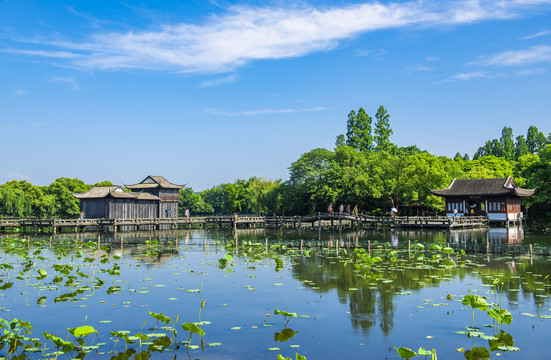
[[472, 126, 550, 161], [0, 178, 113, 218], [181, 106, 550, 228], [2, 106, 550, 229]]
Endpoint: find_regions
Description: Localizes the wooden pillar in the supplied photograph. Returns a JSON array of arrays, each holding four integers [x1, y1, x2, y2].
[[368, 240, 371, 255]]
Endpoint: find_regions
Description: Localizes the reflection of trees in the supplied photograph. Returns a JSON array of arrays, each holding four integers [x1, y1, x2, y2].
[[292, 246, 551, 338]]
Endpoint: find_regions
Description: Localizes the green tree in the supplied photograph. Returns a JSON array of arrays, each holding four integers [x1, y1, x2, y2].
[[527, 126, 548, 153], [374, 105, 393, 152], [285, 148, 337, 214], [201, 185, 228, 214], [46, 178, 90, 217], [514, 153, 540, 187], [335, 134, 346, 149], [3, 180, 56, 217], [525, 145, 551, 226], [346, 108, 373, 152], [500, 126, 515, 160], [463, 155, 513, 179], [515, 135, 529, 160], [491, 139, 504, 157], [473, 140, 493, 160], [0, 186, 30, 217], [454, 152, 463, 161], [179, 187, 214, 215]]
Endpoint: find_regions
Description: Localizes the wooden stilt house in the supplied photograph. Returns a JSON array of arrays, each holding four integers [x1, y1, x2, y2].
[[430, 177, 534, 221], [73, 186, 160, 219], [124, 176, 185, 218]]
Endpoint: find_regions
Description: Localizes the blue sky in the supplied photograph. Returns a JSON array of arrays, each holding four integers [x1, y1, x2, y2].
[[1, 0, 550, 190]]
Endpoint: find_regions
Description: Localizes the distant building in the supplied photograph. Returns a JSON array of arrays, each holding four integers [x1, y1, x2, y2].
[[72, 176, 184, 219], [430, 177, 534, 221]]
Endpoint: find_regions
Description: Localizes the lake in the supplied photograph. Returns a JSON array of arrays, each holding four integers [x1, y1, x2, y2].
[[1, 227, 550, 359]]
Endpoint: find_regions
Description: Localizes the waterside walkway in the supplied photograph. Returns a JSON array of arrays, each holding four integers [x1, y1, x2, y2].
[[0, 214, 489, 233]]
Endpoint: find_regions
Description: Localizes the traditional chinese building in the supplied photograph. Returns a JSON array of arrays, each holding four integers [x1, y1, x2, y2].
[[73, 176, 184, 219], [430, 177, 534, 221], [73, 186, 160, 219], [124, 175, 185, 218]]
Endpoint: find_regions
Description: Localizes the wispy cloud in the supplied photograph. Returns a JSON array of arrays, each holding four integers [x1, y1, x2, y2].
[[2, 49, 81, 58], [8, 0, 551, 73], [49, 76, 79, 90], [204, 106, 329, 116], [355, 49, 385, 57], [405, 64, 433, 72], [523, 30, 551, 40], [514, 67, 547, 75], [472, 45, 551, 66], [197, 74, 238, 88], [437, 71, 491, 83], [13, 89, 29, 96]]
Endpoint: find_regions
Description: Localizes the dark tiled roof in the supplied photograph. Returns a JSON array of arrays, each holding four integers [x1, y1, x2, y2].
[[125, 175, 185, 190], [431, 177, 534, 197], [73, 186, 160, 201]]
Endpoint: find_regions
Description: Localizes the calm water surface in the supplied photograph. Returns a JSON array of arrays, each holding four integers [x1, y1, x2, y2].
[[1, 228, 551, 359]]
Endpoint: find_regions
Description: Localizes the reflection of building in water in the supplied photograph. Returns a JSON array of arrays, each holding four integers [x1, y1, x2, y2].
[[487, 227, 523, 244], [390, 231, 399, 248], [448, 226, 524, 245]]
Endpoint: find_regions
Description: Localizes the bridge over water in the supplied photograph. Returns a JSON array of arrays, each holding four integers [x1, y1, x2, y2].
[[0, 213, 488, 233]]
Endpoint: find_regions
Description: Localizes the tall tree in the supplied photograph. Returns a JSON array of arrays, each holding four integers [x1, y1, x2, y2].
[[515, 135, 529, 159], [500, 126, 515, 160], [335, 134, 346, 148], [527, 125, 548, 153], [374, 105, 393, 152], [491, 139, 504, 157], [346, 108, 373, 151]]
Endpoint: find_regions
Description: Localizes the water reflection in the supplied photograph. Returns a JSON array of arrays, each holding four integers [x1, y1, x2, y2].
[[1, 227, 551, 359]]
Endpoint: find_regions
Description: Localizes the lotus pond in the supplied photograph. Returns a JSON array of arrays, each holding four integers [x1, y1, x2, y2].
[[2, 228, 551, 360]]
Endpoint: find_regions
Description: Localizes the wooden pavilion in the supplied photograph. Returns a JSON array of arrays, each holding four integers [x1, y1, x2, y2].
[[73, 186, 160, 219], [73, 176, 184, 219], [430, 177, 534, 222], [124, 175, 185, 218]]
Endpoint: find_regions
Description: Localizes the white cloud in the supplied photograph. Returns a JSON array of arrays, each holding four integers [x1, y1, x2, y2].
[[13, 89, 29, 96], [472, 45, 551, 66], [2, 49, 81, 59], [514, 67, 547, 75], [355, 49, 386, 57], [204, 106, 329, 116], [436, 71, 490, 83], [452, 71, 490, 80], [523, 30, 551, 40], [197, 74, 238, 88], [49, 76, 79, 90], [9, 0, 551, 73]]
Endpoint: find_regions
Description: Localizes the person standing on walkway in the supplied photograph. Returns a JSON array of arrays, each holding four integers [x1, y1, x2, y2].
[[353, 205, 358, 217], [339, 204, 344, 213], [328, 204, 333, 215]]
